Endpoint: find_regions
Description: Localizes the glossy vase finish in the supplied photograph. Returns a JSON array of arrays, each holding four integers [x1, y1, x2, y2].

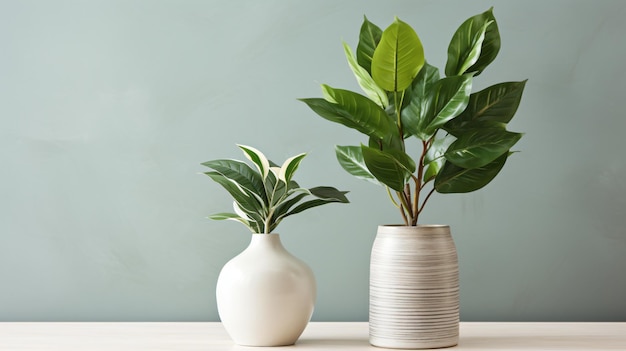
[[216, 233, 316, 346], [369, 225, 459, 349]]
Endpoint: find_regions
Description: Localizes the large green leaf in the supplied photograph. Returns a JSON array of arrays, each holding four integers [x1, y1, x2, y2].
[[208, 212, 261, 233], [448, 80, 527, 129], [444, 119, 507, 138], [435, 152, 508, 193], [406, 62, 441, 104], [273, 192, 308, 219], [264, 169, 289, 207], [335, 145, 380, 184], [201, 159, 267, 204], [400, 63, 440, 139], [466, 8, 500, 75], [402, 75, 472, 140], [300, 98, 360, 130], [204, 171, 265, 228], [301, 85, 395, 141], [205, 172, 255, 209], [278, 152, 307, 184], [209, 212, 242, 221], [368, 128, 404, 152], [356, 16, 382, 74], [286, 186, 349, 217], [285, 199, 338, 218], [423, 159, 441, 184], [309, 186, 350, 203], [237, 144, 270, 180], [424, 75, 473, 135], [271, 186, 349, 232], [343, 42, 388, 108], [444, 129, 521, 169], [445, 8, 499, 77], [371, 17, 424, 92], [423, 134, 456, 182], [208, 212, 249, 225], [361, 145, 414, 191]]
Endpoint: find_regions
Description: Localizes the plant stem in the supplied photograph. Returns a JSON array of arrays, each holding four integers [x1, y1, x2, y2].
[[413, 140, 430, 225], [412, 175, 420, 225], [398, 189, 414, 224], [386, 187, 401, 209], [404, 183, 412, 219], [418, 186, 437, 216], [398, 202, 409, 226], [264, 208, 274, 234], [412, 135, 439, 225], [396, 191, 412, 224]]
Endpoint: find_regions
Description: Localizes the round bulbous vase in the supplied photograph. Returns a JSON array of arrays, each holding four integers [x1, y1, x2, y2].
[[216, 233, 316, 347], [369, 225, 459, 349]]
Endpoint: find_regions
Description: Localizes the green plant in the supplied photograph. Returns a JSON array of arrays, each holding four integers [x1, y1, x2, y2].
[[202, 145, 349, 234], [300, 8, 526, 225]]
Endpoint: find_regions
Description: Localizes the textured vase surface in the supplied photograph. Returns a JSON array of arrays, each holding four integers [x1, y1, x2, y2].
[[369, 225, 459, 349], [216, 233, 316, 346]]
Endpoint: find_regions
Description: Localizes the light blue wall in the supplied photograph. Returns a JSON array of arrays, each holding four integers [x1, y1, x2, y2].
[[1, 0, 625, 321]]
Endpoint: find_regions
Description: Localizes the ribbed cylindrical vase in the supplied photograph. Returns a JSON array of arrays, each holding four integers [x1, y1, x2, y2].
[[369, 225, 459, 349]]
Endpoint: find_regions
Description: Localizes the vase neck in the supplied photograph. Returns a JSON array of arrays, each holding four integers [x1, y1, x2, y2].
[[247, 233, 286, 252]]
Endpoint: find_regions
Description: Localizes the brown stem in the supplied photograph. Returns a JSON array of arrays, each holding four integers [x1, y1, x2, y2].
[[404, 183, 412, 221], [413, 135, 439, 225], [418, 186, 437, 216], [413, 139, 431, 225], [398, 190, 414, 224], [412, 176, 420, 225]]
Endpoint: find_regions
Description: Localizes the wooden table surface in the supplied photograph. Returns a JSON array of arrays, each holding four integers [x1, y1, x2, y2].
[[0, 322, 624, 350]]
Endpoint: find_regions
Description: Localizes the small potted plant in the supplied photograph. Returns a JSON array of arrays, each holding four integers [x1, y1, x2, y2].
[[300, 8, 526, 349], [202, 144, 349, 347]]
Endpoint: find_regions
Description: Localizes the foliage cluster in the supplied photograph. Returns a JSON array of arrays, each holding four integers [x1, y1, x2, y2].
[[300, 8, 526, 225], [203, 145, 349, 233]]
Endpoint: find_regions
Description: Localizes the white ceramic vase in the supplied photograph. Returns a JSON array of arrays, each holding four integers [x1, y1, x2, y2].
[[216, 233, 316, 346], [369, 225, 459, 349]]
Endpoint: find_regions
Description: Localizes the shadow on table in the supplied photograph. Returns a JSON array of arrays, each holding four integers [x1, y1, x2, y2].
[[229, 336, 370, 350]]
